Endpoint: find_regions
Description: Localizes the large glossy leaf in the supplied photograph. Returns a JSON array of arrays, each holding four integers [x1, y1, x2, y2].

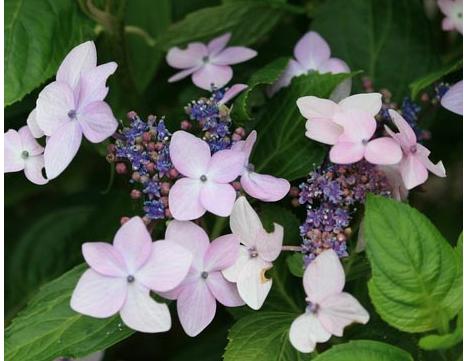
[[312, 0, 439, 100], [5, 264, 134, 361], [5, 0, 94, 106], [364, 195, 461, 333]]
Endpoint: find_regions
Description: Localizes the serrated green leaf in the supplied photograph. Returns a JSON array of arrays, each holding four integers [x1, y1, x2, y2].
[[223, 312, 309, 361], [232, 57, 290, 124], [364, 195, 461, 333], [312, 0, 439, 100], [5, 264, 134, 361], [5, 0, 95, 106], [312, 340, 413, 361], [286, 253, 305, 277], [410, 59, 463, 99], [253, 71, 357, 181]]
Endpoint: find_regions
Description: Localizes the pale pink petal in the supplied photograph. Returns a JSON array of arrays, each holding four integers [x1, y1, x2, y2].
[[192, 64, 233, 90], [399, 154, 429, 189], [177, 281, 216, 336], [338, 93, 382, 116], [416, 143, 446, 177], [78, 101, 118, 143], [294, 31, 330, 70], [24, 155, 48, 185], [378, 165, 408, 201], [365, 137, 402, 165], [120, 282, 171, 333], [169, 178, 205, 220], [207, 149, 246, 183], [319, 58, 350, 74], [442, 17, 456, 30], [241, 171, 290, 202], [206, 271, 244, 306], [19, 126, 44, 155], [27, 109, 44, 138], [204, 234, 240, 271], [329, 142, 365, 164], [168, 67, 200, 82], [318, 292, 369, 337], [169, 131, 211, 178], [44, 121, 82, 179], [212, 47, 257, 65], [222, 246, 249, 283], [57, 41, 97, 90], [78, 62, 118, 107], [82, 242, 127, 277], [200, 182, 236, 217], [70, 269, 127, 318], [231, 130, 256, 160], [4, 129, 24, 172], [441, 80, 463, 115], [113, 216, 152, 273], [304, 249, 345, 304], [136, 240, 193, 292], [36, 81, 75, 136], [237, 257, 272, 310], [207, 33, 231, 56], [305, 118, 343, 145], [334, 110, 377, 142], [296, 96, 337, 120], [267, 59, 306, 96], [230, 196, 262, 248], [166, 43, 207, 69], [255, 225, 283, 262], [289, 313, 331, 353], [218, 83, 248, 105], [438, 0, 454, 15], [387, 109, 416, 147]]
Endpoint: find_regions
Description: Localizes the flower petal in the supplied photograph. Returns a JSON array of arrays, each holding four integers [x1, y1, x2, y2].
[[305, 118, 343, 145], [113, 216, 152, 274], [230, 196, 262, 247], [441, 80, 463, 115], [4, 129, 24, 172], [57, 41, 97, 90], [169, 131, 211, 178], [192, 63, 233, 90], [255, 225, 283, 262], [218, 83, 248, 105], [19, 126, 43, 156], [177, 281, 216, 336], [241, 171, 290, 202], [136, 240, 193, 292], [416, 143, 446, 177], [204, 234, 240, 271], [212, 47, 257, 65], [237, 257, 273, 310], [338, 93, 382, 116], [169, 178, 205, 220], [44, 121, 82, 179], [329, 79, 352, 103], [27, 109, 44, 138], [296, 96, 337, 120], [289, 312, 331, 353], [329, 142, 365, 164], [267, 59, 306, 96], [294, 31, 330, 70], [70, 269, 127, 318], [231, 130, 256, 160], [365, 137, 402, 165], [78, 101, 118, 143], [207, 33, 231, 56], [82, 242, 127, 277], [207, 149, 246, 183], [120, 282, 171, 333], [78, 62, 118, 107], [168, 67, 200, 83], [222, 246, 249, 283], [378, 165, 408, 201], [319, 58, 350, 74], [24, 155, 48, 185], [166, 43, 207, 69], [399, 154, 429, 189], [387, 109, 417, 147], [36, 81, 75, 136], [200, 182, 236, 217], [334, 109, 376, 142], [206, 271, 244, 307], [318, 292, 369, 337], [304, 249, 345, 304]]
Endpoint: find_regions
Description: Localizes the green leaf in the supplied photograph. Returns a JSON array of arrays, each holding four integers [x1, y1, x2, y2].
[[253, 71, 357, 181], [5, 0, 94, 106], [158, 1, 285, 49], [260, 204, 301, 245], [364, 195, 461, 333], [223, 312, 308, 361], [312, 0, 439, 100], [125, 0, 172, 92], [312, 340, 413, 361], [419, 311, 463, 350], [5, 264, 134, 361], [232, 57, 290, 124], [410, 59, 463, 99], [286, 253, 305, 277]]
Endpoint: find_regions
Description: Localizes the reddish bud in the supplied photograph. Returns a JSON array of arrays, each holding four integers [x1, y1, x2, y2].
[[231, 133, 242, 142], [291, 198, 300, 208], [160, 182, 171, 195], [232, 181, 241, 191], [289, 186, 299, 197], [116, 162, 127, 174], [131, 189, 142, 199], [168, 168, 179, 178], [120, 216, 130, 225], [181, 120, 192, 130], [234, 127, 245, 137], [142, 132, 152, 142]]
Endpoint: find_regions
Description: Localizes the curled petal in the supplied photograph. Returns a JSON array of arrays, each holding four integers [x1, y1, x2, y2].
[[200, 182, 237, 217], [387, 109, 417, 147], [27, 109, 44, 138], [294, 31, 330, 70], [169, 178, 205, 221], [170, 131, 210, 178], [192, 64, 233, 90], [24, 155, 48, 185], [212, 47, 257, 65], [240, 171, 290, 202], [289, 312, 331, 353], [166, 43, 207, 69], [416, 143, 446, 177], [237, 257, 273, 310]]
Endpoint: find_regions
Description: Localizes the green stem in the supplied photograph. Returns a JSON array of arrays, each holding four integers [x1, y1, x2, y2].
[[125, 25, 156, 47]]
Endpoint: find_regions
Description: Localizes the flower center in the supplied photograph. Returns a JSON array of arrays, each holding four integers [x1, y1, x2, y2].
[[21, 150, 29, 159], [202, 55, 210, 63], [126, 275, 135, 283], [67, 109, 77, 119], [361, 139, 369, 145], [306, 300, 319, 314], [201, 271, 209, 279], [248, 247, 258, 258], [409, 145, 417, 154], [200, 174, 207, 182]]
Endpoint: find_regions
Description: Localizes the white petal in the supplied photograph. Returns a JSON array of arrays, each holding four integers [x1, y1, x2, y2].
[[255, 225, 284, 262], [4, 129, 24, 172], [24, 155, 48, 185], [237, 257, 272, 310], [26, 109, 45, 138], [289, 312, 331, 353], [339, 93, 382, 116], [230, 196, 263, 247], [222, 246, 249, 283], [57, 41, 97, 90]]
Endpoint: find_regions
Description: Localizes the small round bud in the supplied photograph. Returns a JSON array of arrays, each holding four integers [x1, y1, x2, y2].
[[120, 216, 130, 225], [181, 120, 192, 130], [116, 163, 127, 174], [165, 208, 172, 218], [154, 142, 164, 151], [232, 181, 241, 191], [130, 189, 142, 199], [106, 153, 116, 162], [291, 198, 300, 208], [142, 216, 151, 225], [160, 196, 169, 206], [289, 186, 299, 197], [132, 171, 141, 182], [146, 163, 156, 173], [160, 182, 171, 195], [147, 142, 156, 152], [127, 111, 137, 120], [140, 175, 149, 184], [420, 93, 430, 102], [107, 143, 116, 154], [142, 132, 152, 142], [234, 127, 245, 137], [231, 133, 242, 142], [168, 168, 179, 178]]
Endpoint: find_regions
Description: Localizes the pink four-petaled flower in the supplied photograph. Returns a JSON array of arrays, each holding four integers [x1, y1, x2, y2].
[[441, 80, 463, 115], [437, 0, 463, 34]]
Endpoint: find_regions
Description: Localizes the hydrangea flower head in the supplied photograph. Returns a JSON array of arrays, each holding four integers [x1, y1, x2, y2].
[[438, 0, 463, 33], [441, 80, 463, 115], [160, 221, 243, 336], [71, 216, 193, 333], [166, 33, 257, 90]]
